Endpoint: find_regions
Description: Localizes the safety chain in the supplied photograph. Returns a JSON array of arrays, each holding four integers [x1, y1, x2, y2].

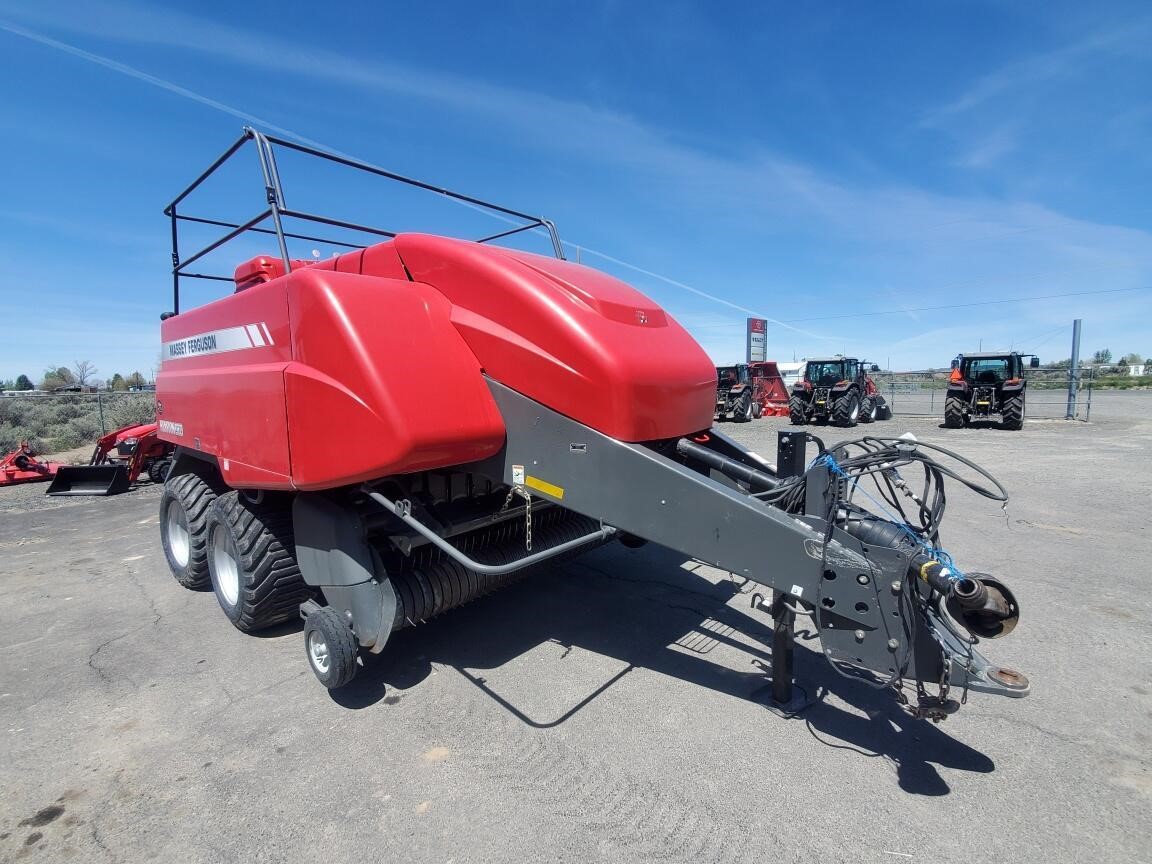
[[500, 485, 534, 552]]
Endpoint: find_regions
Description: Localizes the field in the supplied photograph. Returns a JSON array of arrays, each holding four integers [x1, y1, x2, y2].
[[1, 392, 1150, 863]]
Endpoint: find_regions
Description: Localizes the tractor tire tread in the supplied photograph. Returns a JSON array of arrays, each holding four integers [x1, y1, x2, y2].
[[735, 393, 753, 423], [944, 396, 965, 429], [788, 395, 808, 425], [161, 473, 218, 590], [211, 492, 313, 632], [305, 606, 358, 689], [832, 391, 860, 427], [1002, 393, 1025, 430]]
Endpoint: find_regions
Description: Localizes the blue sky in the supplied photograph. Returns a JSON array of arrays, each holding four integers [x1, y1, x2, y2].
[[1, 1, 1149, 381]]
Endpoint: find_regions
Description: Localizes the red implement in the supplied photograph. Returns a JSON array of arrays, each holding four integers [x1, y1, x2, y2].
[[747, 361, 791, 416], [0, 443, 62, 487]]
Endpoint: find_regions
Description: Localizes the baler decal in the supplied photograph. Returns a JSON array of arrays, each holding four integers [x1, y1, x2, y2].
[[163, 323, 274, 361], [525, 475, 565, 500]]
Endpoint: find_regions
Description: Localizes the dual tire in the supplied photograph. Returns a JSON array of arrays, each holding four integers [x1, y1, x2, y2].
[[205, 491, 314, 632], [159, 474, 359, 688]]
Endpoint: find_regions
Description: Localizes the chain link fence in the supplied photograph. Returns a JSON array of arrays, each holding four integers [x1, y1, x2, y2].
[[873, 368, 1096, 420], [0, 391, 157, 453]]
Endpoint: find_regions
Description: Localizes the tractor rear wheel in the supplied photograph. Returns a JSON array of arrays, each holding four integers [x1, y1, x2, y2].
[[859, 396, 877, 423], [944, 396, 965, 429], [735, 393, 754, 422], [833, 391, 860, 427], [789, 395, 808, 425], [148, 459, 171, 485], [160, 473, 218, 590], [206, 491, 313, 632], [1002, 393, 1025, 430]]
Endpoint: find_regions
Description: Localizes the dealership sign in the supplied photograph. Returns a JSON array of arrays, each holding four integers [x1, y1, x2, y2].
[[746, 317, 767, 362]]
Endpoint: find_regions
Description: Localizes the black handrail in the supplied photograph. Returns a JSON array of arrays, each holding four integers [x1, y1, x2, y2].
[[165, 128, 565, 315]]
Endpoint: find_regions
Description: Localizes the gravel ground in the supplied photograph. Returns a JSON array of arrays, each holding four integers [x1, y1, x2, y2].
[[1, 392, 1149, 863]]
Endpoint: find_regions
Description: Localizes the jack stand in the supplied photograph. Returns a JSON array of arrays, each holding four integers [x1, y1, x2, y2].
[[750, 591, 813, 715], [771, 592, 796, 706]]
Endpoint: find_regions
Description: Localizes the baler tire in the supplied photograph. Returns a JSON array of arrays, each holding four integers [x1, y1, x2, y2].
[[859, 396, 876, 424], [160, 473, 218, 590], [1003, 393, 1025, 430], [206, 491, 313, 632], [752, 401, 762, 419], [944, 396, 965, 429], [833, 391, 860, 427], [303, 606, 358, 689], [789, 395, 808, 425]]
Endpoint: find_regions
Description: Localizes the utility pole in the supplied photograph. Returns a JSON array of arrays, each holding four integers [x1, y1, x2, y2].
[[1066, 319, 1081, 420]]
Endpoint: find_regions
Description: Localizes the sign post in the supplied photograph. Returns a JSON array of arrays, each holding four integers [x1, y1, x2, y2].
[[746, 318, 767, 363]]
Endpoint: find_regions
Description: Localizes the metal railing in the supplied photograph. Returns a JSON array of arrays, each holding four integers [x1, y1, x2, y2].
[[164, 128, 565, 314], [872, 368, 1096, 420]]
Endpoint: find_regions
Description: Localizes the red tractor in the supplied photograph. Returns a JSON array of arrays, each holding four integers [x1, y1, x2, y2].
[[151, 130, 1028, 723], [944, 352, 1039, 430], [714, 362, 791, 422], [47, 422, 173, 496], [788, 356, 890, 426]]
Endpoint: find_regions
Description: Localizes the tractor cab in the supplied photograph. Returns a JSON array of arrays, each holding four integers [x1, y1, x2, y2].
[[804, 358, 856, 387], [945, 351, 1039, 430], [717, 364, 749, 387]]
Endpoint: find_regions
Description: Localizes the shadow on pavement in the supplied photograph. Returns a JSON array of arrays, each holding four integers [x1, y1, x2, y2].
[[328, 542, 993, 795]]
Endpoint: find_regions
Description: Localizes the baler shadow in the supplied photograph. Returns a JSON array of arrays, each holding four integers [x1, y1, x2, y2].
[[331, 542, 993, 794]]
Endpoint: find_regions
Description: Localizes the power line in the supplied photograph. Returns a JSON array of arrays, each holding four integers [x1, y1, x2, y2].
[[9, 21, 1150, 349]]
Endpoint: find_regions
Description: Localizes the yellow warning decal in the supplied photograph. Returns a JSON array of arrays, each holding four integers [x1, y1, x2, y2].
[[526, 475, 565, 500]]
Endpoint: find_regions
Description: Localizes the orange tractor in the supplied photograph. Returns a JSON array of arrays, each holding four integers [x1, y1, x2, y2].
[[46, 422, 174, 496]]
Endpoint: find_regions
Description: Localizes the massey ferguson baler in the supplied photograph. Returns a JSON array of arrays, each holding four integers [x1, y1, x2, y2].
[[156, 129, 1028, 719]]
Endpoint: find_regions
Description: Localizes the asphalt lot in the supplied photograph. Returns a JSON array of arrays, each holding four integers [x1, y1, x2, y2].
[[2, 391, 1150, 863]]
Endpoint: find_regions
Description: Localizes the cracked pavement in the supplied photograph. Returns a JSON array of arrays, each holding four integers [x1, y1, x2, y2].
[[1, 392, 1150, 863]]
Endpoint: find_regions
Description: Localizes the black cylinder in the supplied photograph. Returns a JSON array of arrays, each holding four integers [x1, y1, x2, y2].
[[386, 509, 603, 628], [675, 438, 780, 490]]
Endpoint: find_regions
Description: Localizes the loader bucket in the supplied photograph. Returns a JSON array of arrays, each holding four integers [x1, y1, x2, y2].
[[45, 464, 132, 496]]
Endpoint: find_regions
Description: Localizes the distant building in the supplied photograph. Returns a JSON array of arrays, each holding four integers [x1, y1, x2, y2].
[[1128, 363, 1145, 376], [776, 362, 805, 389]]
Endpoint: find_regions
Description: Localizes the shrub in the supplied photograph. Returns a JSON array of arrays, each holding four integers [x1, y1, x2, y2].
[[108, 394, 157, 428]]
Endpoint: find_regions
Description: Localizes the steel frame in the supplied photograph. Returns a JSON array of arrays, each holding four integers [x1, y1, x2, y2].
[[163, 128, 565, 314]]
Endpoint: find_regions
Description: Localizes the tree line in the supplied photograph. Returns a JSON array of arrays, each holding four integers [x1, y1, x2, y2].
[[0, 361, 149, 392]]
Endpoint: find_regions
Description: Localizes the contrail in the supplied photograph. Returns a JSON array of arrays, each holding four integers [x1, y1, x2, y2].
[[1, 19, 837, 342]]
